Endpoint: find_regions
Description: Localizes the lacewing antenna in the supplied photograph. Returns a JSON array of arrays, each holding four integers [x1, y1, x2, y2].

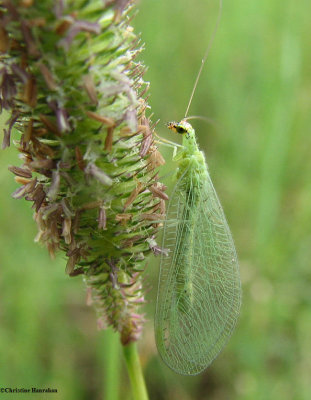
[[184, 0, 223, 118]]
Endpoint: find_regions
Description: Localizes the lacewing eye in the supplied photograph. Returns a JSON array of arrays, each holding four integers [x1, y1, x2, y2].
[[176, 126, 187, 134]]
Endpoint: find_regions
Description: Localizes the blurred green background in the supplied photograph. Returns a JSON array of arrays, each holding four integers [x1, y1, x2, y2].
[[1, 0, 311, 399]]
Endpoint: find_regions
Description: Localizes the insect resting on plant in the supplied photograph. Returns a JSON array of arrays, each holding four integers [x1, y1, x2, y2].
[[154, 0, 241, 375]]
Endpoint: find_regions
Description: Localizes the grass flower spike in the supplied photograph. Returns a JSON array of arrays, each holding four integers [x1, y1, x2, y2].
[[0, 0, 165, 347]]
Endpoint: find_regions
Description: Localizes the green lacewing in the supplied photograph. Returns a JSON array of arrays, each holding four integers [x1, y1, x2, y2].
[[155, 120, 241, 375], [154, 0, 241, 375]]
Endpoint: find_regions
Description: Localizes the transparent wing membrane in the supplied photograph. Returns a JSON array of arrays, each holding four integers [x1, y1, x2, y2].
[[155, 166, 241, 375]]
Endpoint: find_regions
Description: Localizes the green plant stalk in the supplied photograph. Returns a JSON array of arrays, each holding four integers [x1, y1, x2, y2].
[[123, 342, 149, 400], [103, 329, 121, 400]]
